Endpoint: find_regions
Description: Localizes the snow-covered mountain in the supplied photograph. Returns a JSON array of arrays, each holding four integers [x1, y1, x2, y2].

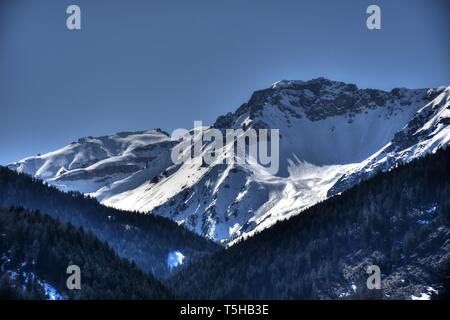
[[329, 85, 450, 195], [9, 78, 450, 245], [9, 129, 177, 201]]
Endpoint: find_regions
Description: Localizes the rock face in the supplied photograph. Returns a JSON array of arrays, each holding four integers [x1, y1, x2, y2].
[[328, 86, 450, 196], [8, 78, 450, 245], [216, 78, 425, 125]]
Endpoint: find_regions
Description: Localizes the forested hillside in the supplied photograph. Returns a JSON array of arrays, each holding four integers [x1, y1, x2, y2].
[[168, 148, 450, 299], [0, 167, 220, 279], [0, 207, 172, 299]]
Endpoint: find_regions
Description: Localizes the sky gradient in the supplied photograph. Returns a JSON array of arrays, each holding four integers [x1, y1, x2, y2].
[[0, 0, 449, 164]]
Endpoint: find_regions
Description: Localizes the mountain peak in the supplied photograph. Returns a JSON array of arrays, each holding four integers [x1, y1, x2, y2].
[[215, 78, 430, 129], [271, 79, 305, 89], [271, 77, 358, 91], [75, 128, 169, 144]]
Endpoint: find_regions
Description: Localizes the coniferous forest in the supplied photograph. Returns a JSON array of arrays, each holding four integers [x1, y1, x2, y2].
[[167, 148, 450, 299], [0, 148, 449, 299], [0, 207, 172, 299], [0, 168, 219, 279]]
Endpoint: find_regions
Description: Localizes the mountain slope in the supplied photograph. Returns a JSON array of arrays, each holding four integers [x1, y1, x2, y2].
[[0, 167, 220, 278], [8, 79, 450, 244], [167, 148, 450, 299], [0, 207, 172, 299], [103, 79, 446, 244], [329, 86, 450, 195], [8, 129, 176, 201]]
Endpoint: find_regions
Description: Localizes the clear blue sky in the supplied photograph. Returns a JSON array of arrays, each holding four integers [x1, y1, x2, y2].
[[0, 0, 449, 164]]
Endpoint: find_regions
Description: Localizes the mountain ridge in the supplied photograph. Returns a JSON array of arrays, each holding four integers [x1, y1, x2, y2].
[[8, 78, 450, 244]]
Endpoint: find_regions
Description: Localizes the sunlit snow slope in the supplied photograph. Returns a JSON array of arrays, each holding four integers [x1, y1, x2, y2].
[[9, 129, 176, 201]]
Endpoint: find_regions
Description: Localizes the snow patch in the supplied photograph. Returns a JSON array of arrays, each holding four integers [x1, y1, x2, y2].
[[42, 281, 62, 300], [411, 293, 431, 300], [167, 251, 185, 270]]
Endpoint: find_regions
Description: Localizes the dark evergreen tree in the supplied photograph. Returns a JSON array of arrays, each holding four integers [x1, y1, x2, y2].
[[168, 148, 450, 299], [0, 207, 172, 299], [0, 167, 220, 279]]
